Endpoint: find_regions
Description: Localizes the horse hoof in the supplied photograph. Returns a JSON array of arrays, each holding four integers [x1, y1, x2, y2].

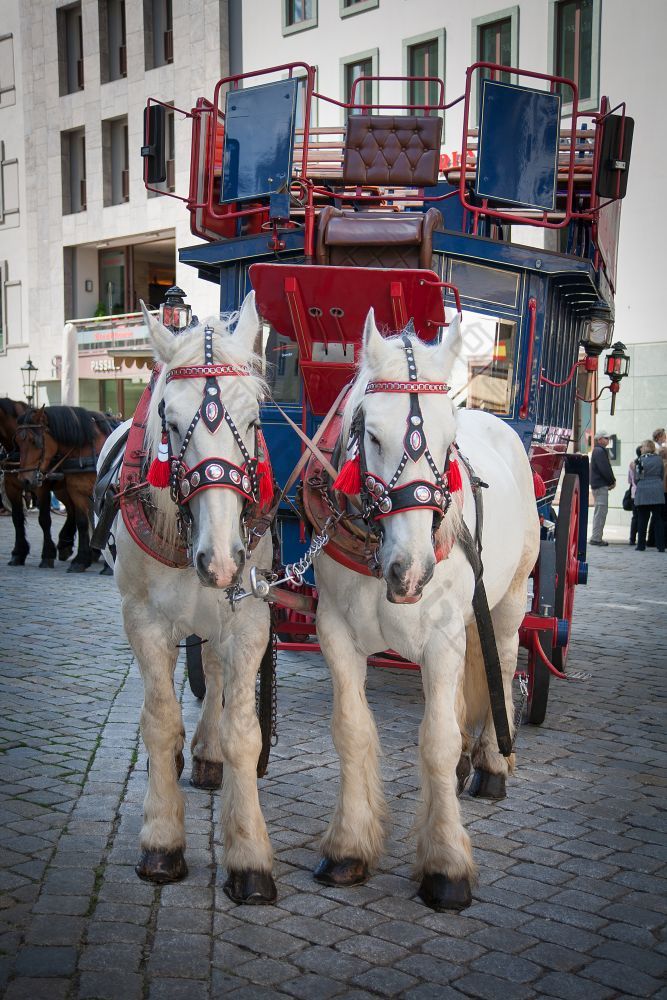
[[135, 848, 188, 884], [39, 558, 55, 568], [190, 757, 223, 789], [313, 857, 370, 887], [456, 754, 472, 796], [58, 547, 73, 561], [469, 769, 506, 800], [99, 564, 113, 576], [418, 873, 472, 912], [8, 556, 26, 566], [67, 562, 88, 574], [223, 869, 277, 905]]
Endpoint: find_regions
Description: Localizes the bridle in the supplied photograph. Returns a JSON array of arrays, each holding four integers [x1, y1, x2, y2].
[[340, 333, 461, 539], [157, 325, 267, 549], [14, 420, 69, 484]]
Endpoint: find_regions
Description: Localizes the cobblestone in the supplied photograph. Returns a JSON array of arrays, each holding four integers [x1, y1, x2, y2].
[[0, 516, 665, 997]]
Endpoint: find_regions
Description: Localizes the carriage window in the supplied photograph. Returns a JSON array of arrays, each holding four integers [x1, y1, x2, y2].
[[263, 326, 301, 404], [447, 311, 517, 415]]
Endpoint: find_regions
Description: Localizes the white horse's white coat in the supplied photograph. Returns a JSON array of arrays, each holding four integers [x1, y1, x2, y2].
[[99, 294, 274, 882], [314, 311, 540, 886]]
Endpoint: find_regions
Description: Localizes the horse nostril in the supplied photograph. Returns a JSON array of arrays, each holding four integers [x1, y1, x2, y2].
[[196, 551, 209, 576], [388, 559, 406, 585], [421, 560, 435, 587]]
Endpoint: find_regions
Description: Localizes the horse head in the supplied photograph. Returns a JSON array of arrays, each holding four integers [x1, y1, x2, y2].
[[143, 291, 266, 589], [0, 398, 28, 454], [347, 309, 463, 604], [15, 406, 52, 487]]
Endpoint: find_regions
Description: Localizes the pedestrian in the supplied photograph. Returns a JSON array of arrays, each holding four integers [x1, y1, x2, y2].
[[627, 445, 642, 545], [634, 440, 666, 552], [589, 430, 615, 546], [652, 427, 666, 449]]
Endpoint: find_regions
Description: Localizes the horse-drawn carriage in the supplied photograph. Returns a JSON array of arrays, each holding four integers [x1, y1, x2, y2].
[[96, 57, 631, 907], [141, 58, 632, 724]]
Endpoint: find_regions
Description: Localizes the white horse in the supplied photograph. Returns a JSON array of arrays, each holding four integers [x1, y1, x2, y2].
[[99, 293, 277, 902], [312, 310, 540, 910]]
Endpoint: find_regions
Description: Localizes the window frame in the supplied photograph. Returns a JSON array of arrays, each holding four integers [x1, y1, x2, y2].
[[340, 48, 379, 120], [470, 7, 519, 125], [340, 0, 379, 18], [548, 0, 601, 112], [402, 29, 446, 129], [0, 33, 16, 108], [282, 0, 318, 36]]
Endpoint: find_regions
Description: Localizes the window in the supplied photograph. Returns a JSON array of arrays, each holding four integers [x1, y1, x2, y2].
[[0, 34, 16, 108], [99, 0, 127, 83], [147, 106, 175, 196], [478, 18, 512, 82], [144, 0, 173, 70], [0, 261, 4, 351], [340, 0, 379, 17], [552, 0, 600, 106], [283, 0, 317, 35], [342, 50, 378, 114], [404, 31, 445, 115], [0, 141, 19, 229], [103, 117, 129, 206], [61, 128, 87, 214], [57, 4, 84, 95], [447, 310, 518, 416]]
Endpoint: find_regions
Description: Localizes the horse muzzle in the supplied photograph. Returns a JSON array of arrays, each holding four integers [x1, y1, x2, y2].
[[195, 545, 246, 589], [384, 554, 435, 605]]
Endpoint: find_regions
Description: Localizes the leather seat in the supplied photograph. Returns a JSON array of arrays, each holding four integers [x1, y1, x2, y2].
[[316, 206, 444, 269], [316, 114, 444, 269]]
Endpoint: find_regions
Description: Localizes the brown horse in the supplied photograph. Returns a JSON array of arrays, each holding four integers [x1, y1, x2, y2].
[[15, 405, 118, 573], [0, 398, 77, 567]]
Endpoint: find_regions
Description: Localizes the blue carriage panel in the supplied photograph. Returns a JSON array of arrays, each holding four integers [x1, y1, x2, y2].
[[475, 80, 561, 212], [221, 79, 299, 204]]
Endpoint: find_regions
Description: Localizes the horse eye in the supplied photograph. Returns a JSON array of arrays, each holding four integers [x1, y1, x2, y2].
[[368, 432, 381, 451], [168, 423, 180, 435], [247, 420, 259, 432]]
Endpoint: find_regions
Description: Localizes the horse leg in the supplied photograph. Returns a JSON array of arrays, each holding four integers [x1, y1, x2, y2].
[[123, 601, 187, 883], [416, 624, 476, 912], [190, 643, 224, 790], [314, 607, 386, 887], [56, 490, 76, 561], [219, 641, 276, 904], [8, 495, 29, 565], [467, 583, 526, 800], [67, 481, 93, 572], [37, 491, 57, 568]]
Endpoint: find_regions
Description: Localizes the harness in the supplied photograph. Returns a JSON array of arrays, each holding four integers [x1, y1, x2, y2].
[[15, 421, 97, 483]]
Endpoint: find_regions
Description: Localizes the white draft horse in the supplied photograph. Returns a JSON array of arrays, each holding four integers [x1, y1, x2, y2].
[[101, 294, 276, 902], [312, 311, 540, 910]]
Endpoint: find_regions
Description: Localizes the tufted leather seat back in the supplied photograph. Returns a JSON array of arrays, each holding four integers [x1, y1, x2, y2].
[[343, 115, 442, 187], [316, 207, 443, 269]]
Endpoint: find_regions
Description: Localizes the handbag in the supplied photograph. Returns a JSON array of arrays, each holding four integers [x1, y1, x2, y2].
[[622, 487, 634, 512]]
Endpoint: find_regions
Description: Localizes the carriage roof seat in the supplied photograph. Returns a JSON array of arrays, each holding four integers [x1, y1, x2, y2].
[[316, 114, 444, 269]]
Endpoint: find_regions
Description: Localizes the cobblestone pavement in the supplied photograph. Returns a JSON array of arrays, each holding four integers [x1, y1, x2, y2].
[[0, 514, 665, 1000]]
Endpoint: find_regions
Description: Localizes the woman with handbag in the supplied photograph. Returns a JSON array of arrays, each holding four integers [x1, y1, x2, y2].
[[634, 440, 666, 552], [625, 446, 641, 545]]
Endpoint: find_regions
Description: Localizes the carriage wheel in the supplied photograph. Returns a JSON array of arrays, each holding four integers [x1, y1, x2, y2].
[[552, 473, 580, 674], [524, 556, 552, 726], [185, 635, 207, 699]]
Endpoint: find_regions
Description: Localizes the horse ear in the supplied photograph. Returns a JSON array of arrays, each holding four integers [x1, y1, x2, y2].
[[234, 291, 261, 355], [141, 300, 176, 363], [361, 307, 385, 371], [434, 313, 463, 379]]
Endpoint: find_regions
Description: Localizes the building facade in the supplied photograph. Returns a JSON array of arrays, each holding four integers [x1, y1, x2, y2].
[[0, 0, 663, 524]]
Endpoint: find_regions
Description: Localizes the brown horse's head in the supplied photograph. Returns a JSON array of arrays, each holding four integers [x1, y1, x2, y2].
[[0, 398, 28, 454], [15, 406, 53, 487]]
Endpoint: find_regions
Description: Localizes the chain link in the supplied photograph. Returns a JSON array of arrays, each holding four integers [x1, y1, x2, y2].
[[512, 673, 529, 750]]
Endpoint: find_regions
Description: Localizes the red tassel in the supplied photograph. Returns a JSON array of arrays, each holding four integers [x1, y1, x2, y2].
[[446, 459, 462, 493], [147, 433, 171, 488], [333, 454, 362, 495], [533, 471, 547, 499], [257, 458, 274, 508]]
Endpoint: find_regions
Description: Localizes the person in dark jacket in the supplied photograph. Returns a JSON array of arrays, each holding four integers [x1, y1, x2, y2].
[[634, 440, 666, 552], [589, 430, 616, 546]]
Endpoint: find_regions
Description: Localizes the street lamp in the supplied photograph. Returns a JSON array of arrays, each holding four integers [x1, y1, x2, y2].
[[604, 341, 630, 416], [20, 358, 38, 406], [160, 286, 192, 332]]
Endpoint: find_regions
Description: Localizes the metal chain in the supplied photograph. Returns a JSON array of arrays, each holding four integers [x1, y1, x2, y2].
[[270, 625, 278, 745], [512, 673, 529, 750], [280, 516, 335, 586]]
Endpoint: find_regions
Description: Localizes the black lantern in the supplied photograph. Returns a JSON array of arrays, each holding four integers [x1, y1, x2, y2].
[[20, 358, 38, 405], [604, 341, 630, 415], [581, 306, 615, 357], [160, 286, 192, 332]]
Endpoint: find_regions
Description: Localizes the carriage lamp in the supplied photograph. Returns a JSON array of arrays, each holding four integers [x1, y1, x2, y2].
[[581, 306, 615, 357], [160, 286, 191, 332], [604, 341, 630, 415], [20, 357, 38, 405]]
